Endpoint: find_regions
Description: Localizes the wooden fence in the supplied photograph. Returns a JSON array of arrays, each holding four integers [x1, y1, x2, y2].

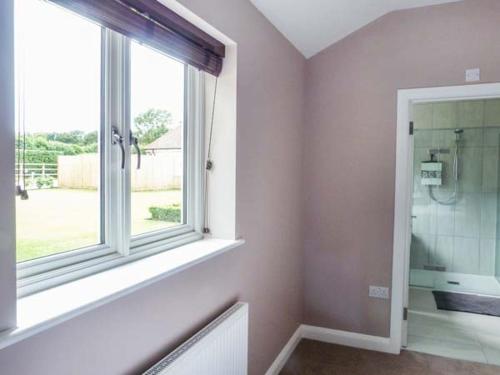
[[58, 151, 182, 190], [15, 162, 58, 189]]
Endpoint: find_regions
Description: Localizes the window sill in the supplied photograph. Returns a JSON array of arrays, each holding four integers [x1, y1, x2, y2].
[[0, 238, 244, 350]]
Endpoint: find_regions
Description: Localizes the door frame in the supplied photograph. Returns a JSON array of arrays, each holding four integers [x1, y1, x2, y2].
[[390, 82, 500, 352]]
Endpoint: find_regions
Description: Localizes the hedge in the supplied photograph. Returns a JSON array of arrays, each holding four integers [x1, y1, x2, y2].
[[35, 176, 54, 189], [149, 204, 181, 223]]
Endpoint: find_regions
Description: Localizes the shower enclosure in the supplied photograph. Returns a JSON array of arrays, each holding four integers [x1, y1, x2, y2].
[[410, 98, 500, 295]]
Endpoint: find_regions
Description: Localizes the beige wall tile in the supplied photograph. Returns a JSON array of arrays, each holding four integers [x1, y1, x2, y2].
[[484, 128, 500, 147], [479, 238, 496, 276], [458, 100, 484, 128], [414, 103, 433, 129], [482, 148, 499, 193], [453, 237, 480, 274], [433, 102, 457, 129], [484, 98, 500, 127]]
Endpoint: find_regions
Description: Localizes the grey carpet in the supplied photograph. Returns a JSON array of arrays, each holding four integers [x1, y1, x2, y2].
[[432, 290, 500, 317]]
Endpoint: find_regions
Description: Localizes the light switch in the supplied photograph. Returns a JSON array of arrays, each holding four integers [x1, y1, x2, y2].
[[465, 68, 480, 82]]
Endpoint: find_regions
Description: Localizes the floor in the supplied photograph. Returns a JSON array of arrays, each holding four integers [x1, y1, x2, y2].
[[407, 287, 500, 365], [280, 339, 499, 375]]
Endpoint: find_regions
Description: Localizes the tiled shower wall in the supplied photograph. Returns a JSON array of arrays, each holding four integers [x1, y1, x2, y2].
[[411, 99, 500, 276]]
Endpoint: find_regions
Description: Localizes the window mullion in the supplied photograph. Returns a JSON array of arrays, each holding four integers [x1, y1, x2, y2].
[[106, 31, 130, 256], [121, 36, 132, 256]]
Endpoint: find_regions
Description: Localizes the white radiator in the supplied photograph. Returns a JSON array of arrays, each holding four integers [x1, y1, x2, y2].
[[143, 302, 248, 375]]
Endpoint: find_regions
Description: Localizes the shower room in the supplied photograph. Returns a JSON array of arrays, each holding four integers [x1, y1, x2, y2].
[[407, 98, 500, 364]]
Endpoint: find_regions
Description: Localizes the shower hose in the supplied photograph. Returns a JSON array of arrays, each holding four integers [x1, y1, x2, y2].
[[428, 132, 461, 206]]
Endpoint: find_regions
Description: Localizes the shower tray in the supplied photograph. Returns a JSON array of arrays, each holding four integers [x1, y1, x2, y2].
[[410, 269, 500, 297]]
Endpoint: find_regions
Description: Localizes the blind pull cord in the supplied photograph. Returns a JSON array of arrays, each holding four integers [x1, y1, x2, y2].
[[203, 77, 218, 234], [17, 90, 29, 200], [16, 112, 21, 195]]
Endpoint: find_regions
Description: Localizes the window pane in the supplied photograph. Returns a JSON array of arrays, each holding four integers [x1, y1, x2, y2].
[[130, 42, 186, 236], [15, 0, 102, 262]]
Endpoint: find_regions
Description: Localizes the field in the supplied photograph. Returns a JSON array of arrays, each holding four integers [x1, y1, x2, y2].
[[16, 188, 181, 262]]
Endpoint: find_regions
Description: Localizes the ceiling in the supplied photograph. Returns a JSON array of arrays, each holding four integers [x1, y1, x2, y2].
[[249, 0, 461, 58]]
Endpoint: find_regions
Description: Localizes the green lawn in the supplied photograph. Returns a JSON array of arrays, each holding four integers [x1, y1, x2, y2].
[[16, 188, 182, 262]]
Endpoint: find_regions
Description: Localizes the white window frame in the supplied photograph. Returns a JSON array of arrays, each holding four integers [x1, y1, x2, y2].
[[16, 26, 205, 297]]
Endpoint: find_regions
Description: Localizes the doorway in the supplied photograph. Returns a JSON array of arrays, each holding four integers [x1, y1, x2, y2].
[[391, 83, 500, 365]]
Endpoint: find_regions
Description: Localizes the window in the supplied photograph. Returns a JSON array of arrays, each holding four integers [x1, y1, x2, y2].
[[15, 0, 102, 263], [130, 41, 185, 236], [15, 0, 204, 296]]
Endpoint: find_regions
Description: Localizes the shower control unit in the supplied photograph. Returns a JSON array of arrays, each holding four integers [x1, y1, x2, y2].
[[419, 129, 463, 206], [421, 157, 442, 186]]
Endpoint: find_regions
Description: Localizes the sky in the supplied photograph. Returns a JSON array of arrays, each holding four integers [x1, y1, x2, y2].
[[15, 0, 185, 135]]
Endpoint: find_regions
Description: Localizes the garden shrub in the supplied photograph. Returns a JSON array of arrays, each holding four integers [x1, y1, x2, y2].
[[149, 203, 181, 223], [35, 176, 54, 189], [16, 133, 98, 164]]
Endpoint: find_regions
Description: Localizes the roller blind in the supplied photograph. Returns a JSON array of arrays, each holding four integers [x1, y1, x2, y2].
[[51, 0, 225, 76]]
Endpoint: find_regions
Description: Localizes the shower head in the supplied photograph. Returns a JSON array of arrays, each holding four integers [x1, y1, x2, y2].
[[454, 129, 464, 134]]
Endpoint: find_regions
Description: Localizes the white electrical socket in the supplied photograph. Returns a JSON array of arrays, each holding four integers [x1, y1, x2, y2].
[[369, 286, 390, 299]]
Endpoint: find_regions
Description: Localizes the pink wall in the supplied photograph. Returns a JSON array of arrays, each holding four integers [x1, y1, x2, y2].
[[303, 0, 500, 336], [0, 1, 305, 374]]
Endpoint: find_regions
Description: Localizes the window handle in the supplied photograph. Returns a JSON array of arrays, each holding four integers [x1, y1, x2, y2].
[[130, 131, 141, 169], [111, 126, 125, 170]]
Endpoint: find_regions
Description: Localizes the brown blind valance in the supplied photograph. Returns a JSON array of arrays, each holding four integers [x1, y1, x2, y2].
[[51, 0, 225, 76]]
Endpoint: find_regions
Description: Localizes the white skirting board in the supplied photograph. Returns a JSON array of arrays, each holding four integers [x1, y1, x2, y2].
[[301, 325, 397, 354], [264, 326, 302, 375], [265, 325, 399, 375]]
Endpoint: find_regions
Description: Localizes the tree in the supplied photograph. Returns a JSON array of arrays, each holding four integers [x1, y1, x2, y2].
[[14, 108, 174, 166], [83, 131, 98, 145], [46, 130, 86, 144], [133, 109, 172, 145], [16, 131, 99, 164]]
